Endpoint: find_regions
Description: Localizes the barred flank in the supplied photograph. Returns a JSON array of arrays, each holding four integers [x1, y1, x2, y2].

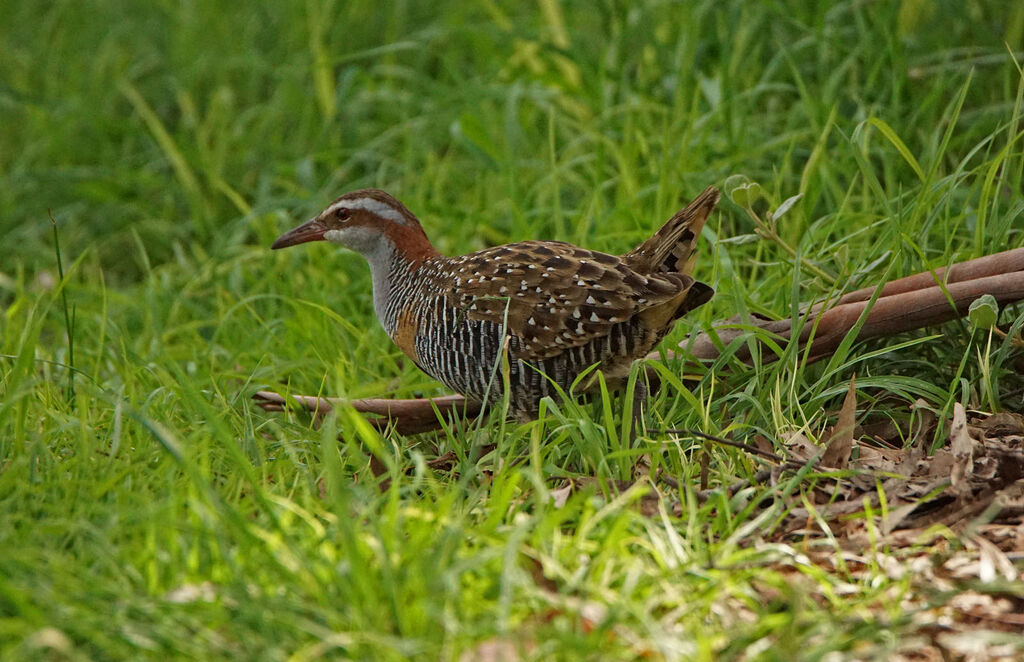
[[380, 255, 662, 414]]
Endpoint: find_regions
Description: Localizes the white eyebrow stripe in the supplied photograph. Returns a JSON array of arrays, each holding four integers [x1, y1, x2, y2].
[[325, 197, 407, 224]]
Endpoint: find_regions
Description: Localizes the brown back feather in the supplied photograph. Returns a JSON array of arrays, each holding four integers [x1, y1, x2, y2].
[[447, 242, 687, 360]]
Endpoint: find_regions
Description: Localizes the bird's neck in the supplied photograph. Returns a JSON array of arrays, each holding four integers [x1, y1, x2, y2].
[[362, 230, 439, 334]]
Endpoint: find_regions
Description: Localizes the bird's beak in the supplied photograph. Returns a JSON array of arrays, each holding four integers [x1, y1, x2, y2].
[[271, 218, 328, 249]]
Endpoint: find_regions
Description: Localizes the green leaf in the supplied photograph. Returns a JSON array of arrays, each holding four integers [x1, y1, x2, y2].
[[771, 193, 803, 221], [726, 178, 766, 208], [867, 117, 925, 182], [968, 294, 999, 329]]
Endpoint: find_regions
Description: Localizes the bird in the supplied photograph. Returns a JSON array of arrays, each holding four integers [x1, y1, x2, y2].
[[271, 186, 718, 418]]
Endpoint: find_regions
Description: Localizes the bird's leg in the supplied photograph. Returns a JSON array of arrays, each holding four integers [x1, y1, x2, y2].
[[630, 378, 647, 442], [628, 365, 661, 442]]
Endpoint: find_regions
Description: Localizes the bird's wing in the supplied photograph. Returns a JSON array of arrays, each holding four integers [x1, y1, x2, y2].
[[447, 241, 690, 360]]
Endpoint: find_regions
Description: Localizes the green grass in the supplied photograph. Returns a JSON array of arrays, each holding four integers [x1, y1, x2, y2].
[[2, 0, 1024, 659]]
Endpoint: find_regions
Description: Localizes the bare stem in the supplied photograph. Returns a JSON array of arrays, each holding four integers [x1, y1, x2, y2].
[[49, 211, 76, 405], [745, 206, 838, 286]]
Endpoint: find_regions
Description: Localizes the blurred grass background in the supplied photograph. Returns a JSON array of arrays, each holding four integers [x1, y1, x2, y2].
[[4, 1, 1021, 280], [2, 0, 1024, 659]]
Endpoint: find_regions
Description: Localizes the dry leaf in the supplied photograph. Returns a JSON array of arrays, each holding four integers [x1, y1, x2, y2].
[[781, 430, 819, 463], [926, 449, 955, 478], [852, 445, 903, 473], [821, 376, 857, 469], [966, 534, 1019, 582], [978, 412, 1024, 436], [950, 403, 976, 495], [550, 484, 573, 509]]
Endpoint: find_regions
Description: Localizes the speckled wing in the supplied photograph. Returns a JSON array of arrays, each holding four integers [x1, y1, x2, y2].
[[446, 241, 691, 360]]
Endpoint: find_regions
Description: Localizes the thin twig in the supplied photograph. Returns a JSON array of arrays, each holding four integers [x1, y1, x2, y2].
[[661, 428, 800, 469]]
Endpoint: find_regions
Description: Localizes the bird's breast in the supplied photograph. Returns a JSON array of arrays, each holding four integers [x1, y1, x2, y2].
[[390, 306, 420, 363]]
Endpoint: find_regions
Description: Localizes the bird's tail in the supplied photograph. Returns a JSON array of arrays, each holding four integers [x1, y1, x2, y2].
[[622, 186, 719, 275]]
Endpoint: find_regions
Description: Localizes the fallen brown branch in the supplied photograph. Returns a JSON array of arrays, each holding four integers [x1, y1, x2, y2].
[[684, 247, 1024, 363], [254, 248, 1024, 432], [251, 392, 481, 435]]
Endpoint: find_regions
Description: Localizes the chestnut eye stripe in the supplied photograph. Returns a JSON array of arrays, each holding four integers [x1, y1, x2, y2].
[[324, 198, 407, 225]]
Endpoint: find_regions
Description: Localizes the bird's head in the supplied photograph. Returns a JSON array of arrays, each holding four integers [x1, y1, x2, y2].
[[272, 189, 437, 262]]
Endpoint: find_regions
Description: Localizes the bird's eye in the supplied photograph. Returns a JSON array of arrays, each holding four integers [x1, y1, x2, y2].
[[337, 209, 350, 221]]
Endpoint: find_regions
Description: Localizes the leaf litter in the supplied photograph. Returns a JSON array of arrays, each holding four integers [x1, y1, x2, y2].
[[537, 377, 1024, 659]]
